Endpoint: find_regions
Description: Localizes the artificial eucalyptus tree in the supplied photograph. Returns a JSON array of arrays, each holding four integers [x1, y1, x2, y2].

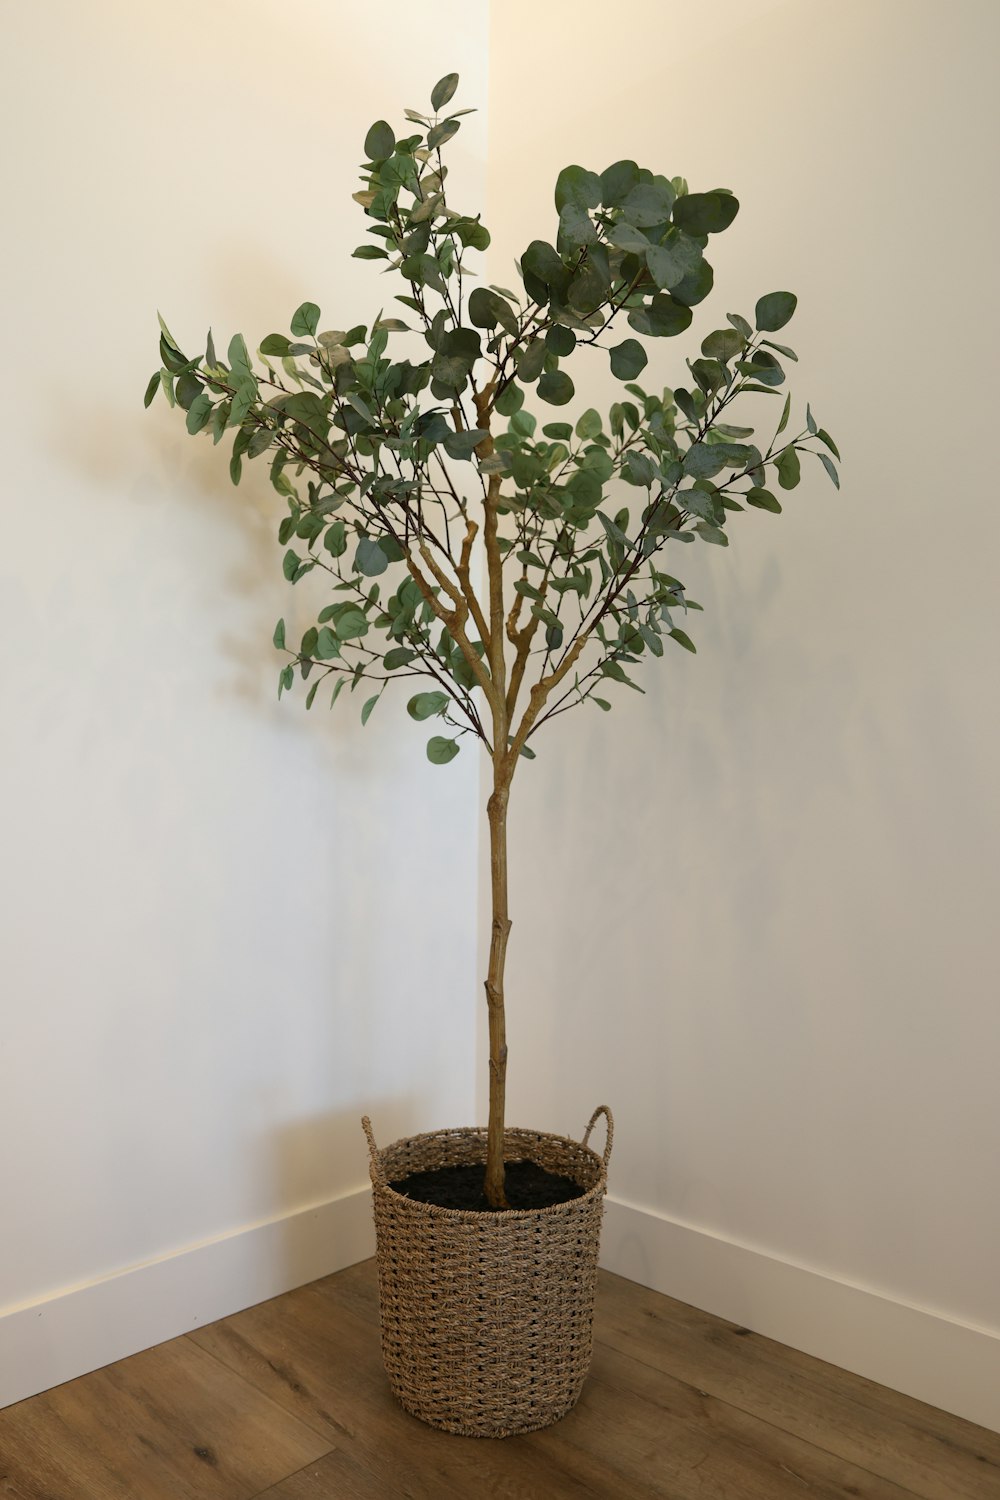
[[147, 72, 838, 1208]]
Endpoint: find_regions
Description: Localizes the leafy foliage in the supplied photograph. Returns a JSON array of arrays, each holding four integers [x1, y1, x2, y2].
[[147, 74, 838, 771]]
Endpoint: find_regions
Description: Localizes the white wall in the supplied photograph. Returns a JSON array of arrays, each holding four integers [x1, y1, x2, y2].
[[4, 0, 999, 1431], [0, 0, 487, 1398], [486, 0, 1000, 1426]]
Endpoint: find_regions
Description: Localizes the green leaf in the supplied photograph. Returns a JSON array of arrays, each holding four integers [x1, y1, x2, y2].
[[468, 286, 518, 335], [260, 333, 292, 357], [537, 370, 575, 405], [754, 291, 797, 332], [672, 191, 739, 235], [229, 453, 242, 486], [272, 618, 286, 650], [818, 452, 840, 489], [427, 735, 460, 765], [576, 408, 602, 440], [408, 690, 449, 721], [384, 647, 416, 670], [597, 509, 629, 545], [185, 392, 213, 435], [361, 694, 380, 726], [600, 660, 643, 692], [545, 325, 576, 357], [315, 627, 339, 659], [701, 328, 744, 362], [695, 522, 728, 546], [775, 446, 802, 489], [558, 203, 597, 249], [355, 538, 389, 576], [335, 608, 369, 641], [554, 165, 602, 213], [291, 302, 320, 338], [427, 118, 460, 150], [628, 293, 692, 339], [623, 451, 657, 487], [364, 120, 395, 160], [494, 381, 524, 417], [817, 428, 841, 460], [599, 159, 639, 207], [669, 628, 697, 653], [745, 487, 782, 513], [324, 521, 348, 557], [515, 339, 547, 383], [353, 244, 389, 260], [143, 372, 160, 408], [431, 72, 459, 111], [305, 682, 319, 710], [443, 427, 488, 460], [621, 179, 676, 227], [278, 665, 294, 699], [776, 393, 792, 434], [609, 339, 648, 380], [646, 236, 700, 291]]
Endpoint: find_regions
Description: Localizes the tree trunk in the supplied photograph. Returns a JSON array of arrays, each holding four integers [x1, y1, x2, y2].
[[483, 766, 512, 1208]]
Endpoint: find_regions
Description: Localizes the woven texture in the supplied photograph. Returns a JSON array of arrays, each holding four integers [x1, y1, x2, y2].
[[363, 1109, 613, 1438]]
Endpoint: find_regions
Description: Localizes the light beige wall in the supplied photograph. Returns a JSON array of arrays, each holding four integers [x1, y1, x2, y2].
[[486, 0, 1000, 1336], [0, 1, 487, 1320]]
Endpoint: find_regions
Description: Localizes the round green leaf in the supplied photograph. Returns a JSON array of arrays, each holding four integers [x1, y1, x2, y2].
[[754, 291, 798, 332], [468, 286, 517, 335], [537, 371, 575, 405], [554, 165, 602, 213], [701, 328, 745, 362], [775, 446, 801, 489], [364, 120, 395, 161], [431, 73, 459, 111], [545, 325, 576, 357], [600, 159, 640, 207], [355, 538, 389, 577], [495, 381, 524, 416], [672, 191, 739, 235], [290, 302, 320, 338], [621, 180, 676, 227], [427, 735, 460, 765], [746, 487, 782, 513], [515, 338, 547, 383], [609, 339, 648, 380], [408, 691, 449, 721]]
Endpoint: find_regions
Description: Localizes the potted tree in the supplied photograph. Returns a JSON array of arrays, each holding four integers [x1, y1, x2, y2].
[[147, 71, 837, 1438]]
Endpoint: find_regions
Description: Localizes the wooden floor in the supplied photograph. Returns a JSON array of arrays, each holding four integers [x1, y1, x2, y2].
[[1, 1260, 998, 1499]]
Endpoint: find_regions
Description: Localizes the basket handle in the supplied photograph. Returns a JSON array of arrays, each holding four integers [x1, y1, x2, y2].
[[582, 1105, 614, 1169], [361, 1116, 386, 1184]]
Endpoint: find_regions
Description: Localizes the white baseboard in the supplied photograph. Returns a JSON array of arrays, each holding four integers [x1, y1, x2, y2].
[[0, 1186, 374, 1410], [5, 1188, 996, 1435], [601, 1195, 1000, 1434]]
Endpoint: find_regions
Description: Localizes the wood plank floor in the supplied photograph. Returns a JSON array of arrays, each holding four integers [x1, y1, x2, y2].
[[2, 1260, 998, 1499]]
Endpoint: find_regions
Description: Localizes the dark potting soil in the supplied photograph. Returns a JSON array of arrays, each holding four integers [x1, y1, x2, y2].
[[389, 1159, 585, 1212]]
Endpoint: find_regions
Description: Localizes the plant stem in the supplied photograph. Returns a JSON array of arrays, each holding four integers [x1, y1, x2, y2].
[[484, 764, 512, 1208]]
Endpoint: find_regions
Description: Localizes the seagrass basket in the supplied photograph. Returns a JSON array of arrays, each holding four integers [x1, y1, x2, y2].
[[361, 1105, 613, 1438]]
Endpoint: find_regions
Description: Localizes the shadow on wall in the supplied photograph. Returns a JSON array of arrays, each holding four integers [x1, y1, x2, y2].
[[260, 1099, 421, 1290]]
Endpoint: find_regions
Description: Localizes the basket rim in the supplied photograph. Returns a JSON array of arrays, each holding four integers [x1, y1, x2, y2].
[[370, 1122, 609, 1222]]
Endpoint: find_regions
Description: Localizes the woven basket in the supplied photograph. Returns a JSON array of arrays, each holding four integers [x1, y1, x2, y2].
[[361, 1105, 613, 1438]]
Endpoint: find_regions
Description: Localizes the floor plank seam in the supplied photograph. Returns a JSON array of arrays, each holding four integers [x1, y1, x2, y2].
[[591, 1332, 934, 1500], [179, 1331, 344, 1452]]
